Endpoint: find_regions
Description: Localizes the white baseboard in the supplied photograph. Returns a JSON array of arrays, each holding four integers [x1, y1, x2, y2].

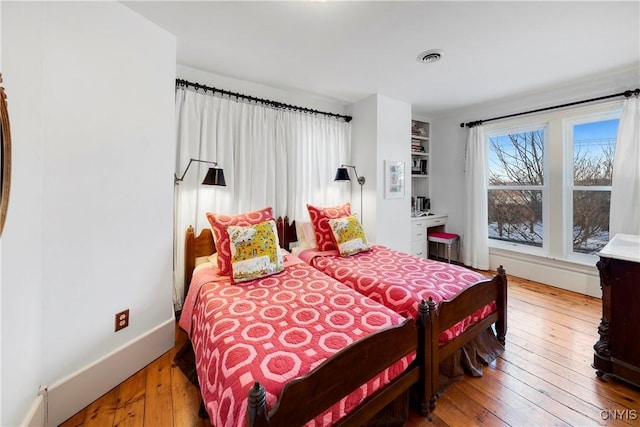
[[490, 249, 601, 297], [19, 392, 46, 427], [36, 318, 176, 427]]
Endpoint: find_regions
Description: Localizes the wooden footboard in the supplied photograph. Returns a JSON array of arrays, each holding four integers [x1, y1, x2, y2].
[[248, 318, 421, 427], [424, 266, 508, 412]]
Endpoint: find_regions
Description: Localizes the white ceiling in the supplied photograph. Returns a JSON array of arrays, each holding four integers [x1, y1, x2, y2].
[[124, 1, 640, 116]]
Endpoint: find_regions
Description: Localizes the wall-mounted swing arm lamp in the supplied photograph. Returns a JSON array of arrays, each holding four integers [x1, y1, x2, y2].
[[334, 164, 365, 222], [175, 158, 226, 186]]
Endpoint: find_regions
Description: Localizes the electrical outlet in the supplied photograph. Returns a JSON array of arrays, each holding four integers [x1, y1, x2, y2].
[[115, 309, 129, 332]]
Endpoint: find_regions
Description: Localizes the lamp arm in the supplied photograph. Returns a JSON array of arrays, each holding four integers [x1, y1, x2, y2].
[[175, 158, 219, 183], [340, 164, 365, 224]]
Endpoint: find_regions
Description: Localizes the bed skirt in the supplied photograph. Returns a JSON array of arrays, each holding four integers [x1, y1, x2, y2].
[[436, 327, 505, 395]]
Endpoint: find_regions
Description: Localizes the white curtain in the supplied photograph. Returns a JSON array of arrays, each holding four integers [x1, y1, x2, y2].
[[173, 87, 350, 308], [610, 96, 640, 237], [463, 125, 490, 270]]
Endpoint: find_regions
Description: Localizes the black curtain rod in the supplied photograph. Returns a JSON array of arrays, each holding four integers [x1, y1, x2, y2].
[[460, 88, 640, 128], [176, 78, 352, 123]]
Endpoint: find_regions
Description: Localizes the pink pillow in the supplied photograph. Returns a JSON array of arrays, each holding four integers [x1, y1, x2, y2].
[[306, 202, 351, 251], [206, 207, 274, 275]]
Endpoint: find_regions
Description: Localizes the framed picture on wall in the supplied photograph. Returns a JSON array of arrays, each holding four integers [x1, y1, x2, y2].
[[384, 160, 405, 199]]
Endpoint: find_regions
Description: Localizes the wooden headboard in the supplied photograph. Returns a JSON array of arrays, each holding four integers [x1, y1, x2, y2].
[[183, 217, 297, 299]]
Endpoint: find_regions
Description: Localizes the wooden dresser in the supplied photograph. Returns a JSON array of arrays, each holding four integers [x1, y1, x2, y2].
[[593, 234, 640, 387]]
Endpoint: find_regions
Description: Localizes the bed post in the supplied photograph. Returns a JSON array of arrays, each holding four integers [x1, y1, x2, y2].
[[247, 382, 268, 427], [276, 216, 297, 251], [417, 299, 431, 416], [184, 226, 196, 301], [425, 297, 440, 412], [496, 265, 508, 346]]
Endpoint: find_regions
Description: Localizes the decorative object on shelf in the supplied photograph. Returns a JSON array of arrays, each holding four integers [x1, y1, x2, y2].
[[411, 120, 429, 138], [175, 158, 226, 186], [416, 196, 430, 212], [334, 164, 365, 222], [0, 72, 11, 237], [411, 138, 425, 152], [384, 160, 405, 199], [411, 158, 428, 176]]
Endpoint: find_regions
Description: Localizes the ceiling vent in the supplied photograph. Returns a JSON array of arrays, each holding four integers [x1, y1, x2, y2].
[[417, 49, 444, 64]]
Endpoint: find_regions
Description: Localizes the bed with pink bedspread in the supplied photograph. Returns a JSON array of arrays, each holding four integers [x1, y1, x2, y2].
[[178, 226, 423, 427], [297, 244, 507, 413]]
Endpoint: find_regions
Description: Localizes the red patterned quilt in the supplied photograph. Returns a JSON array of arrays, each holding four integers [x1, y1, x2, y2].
[[178, 254, 414, 427], [298, 245, 496, 344]]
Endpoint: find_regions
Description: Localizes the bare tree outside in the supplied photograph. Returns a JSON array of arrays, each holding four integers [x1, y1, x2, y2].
[[488, 129, 544, 247], [487, 119, 618, 254], [572, 135, 616, 253]]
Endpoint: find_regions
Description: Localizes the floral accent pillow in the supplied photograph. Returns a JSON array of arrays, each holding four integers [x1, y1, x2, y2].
[[227, 219, 284, 283], [328, 215, 371, 257], [306, 202, 351, 251], [206, 207, 274, 275]]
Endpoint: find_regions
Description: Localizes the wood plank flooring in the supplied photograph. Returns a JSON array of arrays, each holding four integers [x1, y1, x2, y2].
[[60, 275, 640, 427]]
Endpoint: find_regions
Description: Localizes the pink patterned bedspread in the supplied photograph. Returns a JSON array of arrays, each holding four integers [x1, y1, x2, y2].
[[178, 254, 414, 427], [298, 245, 496, 344]]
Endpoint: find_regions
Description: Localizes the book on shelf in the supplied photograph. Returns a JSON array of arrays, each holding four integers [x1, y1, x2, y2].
[[421, 159, 428, 175]]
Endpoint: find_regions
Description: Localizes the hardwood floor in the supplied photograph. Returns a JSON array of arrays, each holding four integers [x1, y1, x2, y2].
[[60, 275, 640, 427]]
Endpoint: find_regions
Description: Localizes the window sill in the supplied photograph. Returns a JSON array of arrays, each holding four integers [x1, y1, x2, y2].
[[489, 246, 599, 276]]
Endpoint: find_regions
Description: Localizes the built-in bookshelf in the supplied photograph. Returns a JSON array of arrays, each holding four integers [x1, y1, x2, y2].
[[411, 119, 429, 213]]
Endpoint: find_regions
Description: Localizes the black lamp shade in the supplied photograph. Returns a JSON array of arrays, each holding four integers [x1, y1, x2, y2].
[[202, 168, 226, 186], [334, 167, 351, 181]]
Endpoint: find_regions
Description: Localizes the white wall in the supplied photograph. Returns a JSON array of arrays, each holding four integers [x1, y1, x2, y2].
[[351, 94, 411, 252], [375, 95, 411, 252], [1, 2, 46, 424], [1, 2, 176, 425], [351, 95, 378, 238], [431, 65, 640, 296]]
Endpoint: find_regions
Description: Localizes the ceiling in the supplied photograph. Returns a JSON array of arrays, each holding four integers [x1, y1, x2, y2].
[[124, 1, 640, 116]]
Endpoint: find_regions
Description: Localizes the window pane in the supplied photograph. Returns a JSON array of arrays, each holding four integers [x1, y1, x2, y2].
[[489, 129, 544, 186], [573, 190, 610, 254], [488, 189, 543, 247], [573, 119, 618, 186]]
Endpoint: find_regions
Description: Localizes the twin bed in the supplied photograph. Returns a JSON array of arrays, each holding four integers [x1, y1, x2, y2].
[[296, 243, 507, 413], [178, 210, 507, 426]]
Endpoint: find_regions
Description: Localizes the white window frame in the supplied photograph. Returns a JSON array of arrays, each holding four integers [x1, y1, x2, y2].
[[486, 122, 549, 257], [563, 105, 623, 264]]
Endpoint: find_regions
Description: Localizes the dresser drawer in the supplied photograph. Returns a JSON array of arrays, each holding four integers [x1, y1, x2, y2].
[[411, 240, 427, 258], [411, 220, 427, 240], [425, 215, 447, 228]]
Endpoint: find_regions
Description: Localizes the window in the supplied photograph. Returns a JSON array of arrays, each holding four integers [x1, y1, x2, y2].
[[566, 115, 620, 258], [487, 125, 546, 251], [485, 101, 622, 264]]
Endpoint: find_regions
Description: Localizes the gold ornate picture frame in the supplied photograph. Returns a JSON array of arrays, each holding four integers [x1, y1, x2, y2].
[[0, 73, 11, 236]]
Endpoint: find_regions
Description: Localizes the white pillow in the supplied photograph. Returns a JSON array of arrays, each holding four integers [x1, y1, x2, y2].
[[295, 221, 317, 248]]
